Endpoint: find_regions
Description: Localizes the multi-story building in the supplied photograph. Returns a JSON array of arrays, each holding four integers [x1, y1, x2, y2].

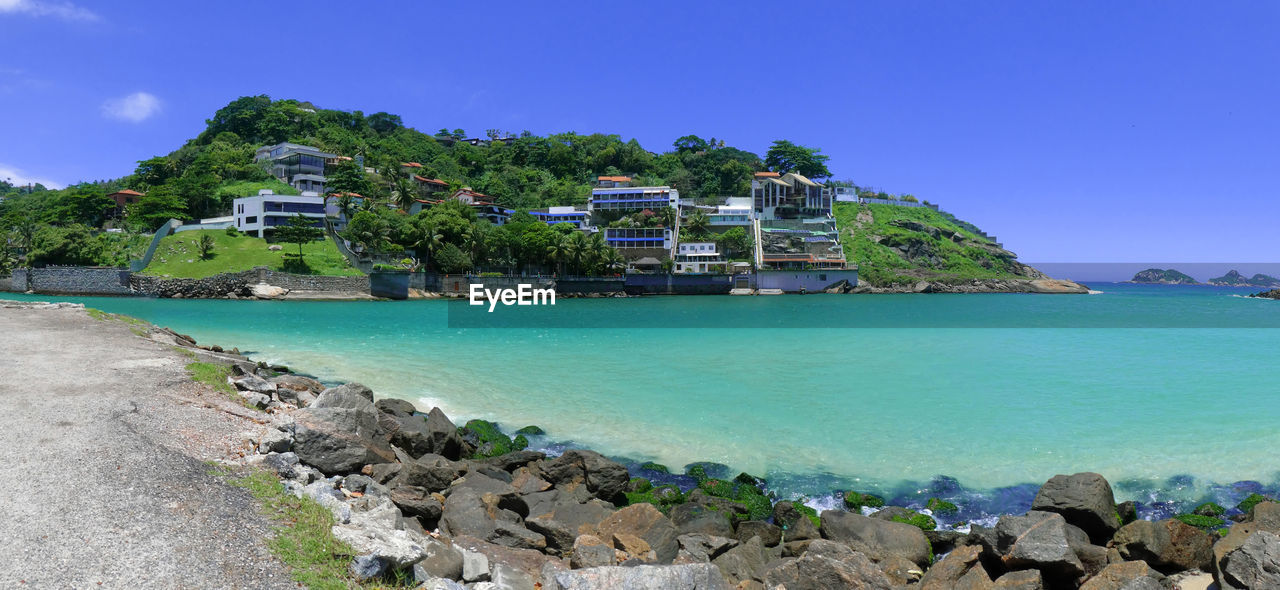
[[706, 196, 755, 227], [674, 241, 728, 274], [106, 189, 144, 218], [588, 185, 678, 222], [407, 188, 513, 225], [751, 171, 832, 220], [603, 227, 673, 250], [233, 190, 326, 238], [529, 206, 589, 228], [254, 142, 337, 193]]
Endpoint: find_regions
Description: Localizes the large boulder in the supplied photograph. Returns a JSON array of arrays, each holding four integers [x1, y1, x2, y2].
[[736, 520, 782, 547], [1111, 518, 1214, 574], [549, 563, 730, 590], [1077, 561, 1164, 590], [291, 406, 394, 474], [711, 535, 767, 585], [539, 450, 630, 504], [1213, 502, 1280, 585], [390, 453, 466, 492], [451, 534, 569, 589], [762, 540, 894, 590], [671, 503, 735, 538], [774, 501, 820, 541], [591, 503, 680, 563], [380, 407, 466, 460], [677, 534, 739, 563], [1030, 473, 1120, 544], [389, 485, 443, 527], [272, 373, 325, 394], [995, 511, 1085, 582], [331, 518, 434, 581], [439, 487, 544, 551], [920, 544, 994, 590], [819, 509, 931, 567], [993, 569, 1044, 589], [525, 499, 614, 554], [1218, 530, 1280, 590], [570, 534, 616, 569], [312, 382, 375, 411]]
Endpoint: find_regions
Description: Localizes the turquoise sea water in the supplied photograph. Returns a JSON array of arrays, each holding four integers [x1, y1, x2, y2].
[[7, 283, 1278, 521]]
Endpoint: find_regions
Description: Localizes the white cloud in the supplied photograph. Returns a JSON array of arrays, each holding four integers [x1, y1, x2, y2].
[[0, 164, 64, 190], [101, 91, 161, 123], [0, 0, 99, 21]]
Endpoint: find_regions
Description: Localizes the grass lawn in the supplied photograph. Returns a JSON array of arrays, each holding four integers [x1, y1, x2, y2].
[[139, 229, 362, 278]]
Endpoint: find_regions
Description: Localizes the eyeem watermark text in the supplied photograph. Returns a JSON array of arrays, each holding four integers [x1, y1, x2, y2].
[[469, 284, 556, 312]]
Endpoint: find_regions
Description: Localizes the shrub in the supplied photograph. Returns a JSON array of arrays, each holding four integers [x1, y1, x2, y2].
[[629, 478, 653, 494], [225, 226, 240, 237]]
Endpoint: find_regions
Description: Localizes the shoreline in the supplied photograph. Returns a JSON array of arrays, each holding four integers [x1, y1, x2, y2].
[[7, 299, 1269, 588]]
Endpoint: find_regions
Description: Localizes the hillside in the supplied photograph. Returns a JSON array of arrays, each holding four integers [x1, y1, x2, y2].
[[139, 230, 360, 279], [1129, 268, 1199, 285], [834, 202, 1081, 292]]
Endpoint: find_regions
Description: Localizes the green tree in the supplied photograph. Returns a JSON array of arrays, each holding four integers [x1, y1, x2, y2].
[[764, 140, 832, 179], [125, 188, 189, 231], [326, 159, 372, 198], [433, 242, 472, 274], [342, 210, 389, 252], [27, 224, 105, 267], [683, 210, 710, 238], [716, 226, 752, 259], [273, 214, 324, 259], [673, 135, 709, 154]]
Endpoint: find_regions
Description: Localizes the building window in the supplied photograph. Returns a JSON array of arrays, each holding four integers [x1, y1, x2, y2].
[[246, 216, 257, 224]]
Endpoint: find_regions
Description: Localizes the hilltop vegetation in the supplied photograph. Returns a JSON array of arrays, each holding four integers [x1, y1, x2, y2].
[[1208, 270, 1280, 287], [835, 202, 1047, 286]]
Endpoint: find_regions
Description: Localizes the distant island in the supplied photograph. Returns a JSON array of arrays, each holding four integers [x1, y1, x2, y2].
[[1129, 268, 1199, 285], [1208, 270, 1280, 288]]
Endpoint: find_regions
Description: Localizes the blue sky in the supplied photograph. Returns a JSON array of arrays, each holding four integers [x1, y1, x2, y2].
[[1, 1, 1277, 262]]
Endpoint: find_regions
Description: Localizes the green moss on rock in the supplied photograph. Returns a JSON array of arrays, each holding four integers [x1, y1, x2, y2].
[[1174, 514, 1225, 529], [629, 478, 653, 494], [843, 491, 886, 511], [699, 478, 736, 498], [926, 498, 958, 515], [891, 511, 938, 531], [1193, 502, 1226, 517], [793, 501, 821, 529], [1239, 493, 1273, 514], [461, 419, 525, 458], [625, 484, 685, 514], [639, 462, 669, 474], [514, 425, 545, 436]]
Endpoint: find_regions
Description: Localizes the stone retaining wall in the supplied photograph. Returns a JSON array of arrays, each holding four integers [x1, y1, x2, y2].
[[23, 267, 135, 295], [258, 270, 369, 293]]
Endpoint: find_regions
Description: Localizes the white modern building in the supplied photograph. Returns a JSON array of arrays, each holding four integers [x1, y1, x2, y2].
[[751, 171, 833, 220], [603, 227, 673, 250], [674, 241, 728, 274], [707, 196, 755, 226], [233, 190, 326, 238], [530, 206, 589, 228]]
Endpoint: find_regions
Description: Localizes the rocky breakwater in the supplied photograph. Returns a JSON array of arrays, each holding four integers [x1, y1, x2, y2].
[[129, 270, 293, 299], [1250, 288, 1280, 300], [220, 371, 1280, 589]]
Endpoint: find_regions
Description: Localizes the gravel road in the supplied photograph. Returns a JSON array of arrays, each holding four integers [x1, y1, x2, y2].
[[0, 303, 297, 589]]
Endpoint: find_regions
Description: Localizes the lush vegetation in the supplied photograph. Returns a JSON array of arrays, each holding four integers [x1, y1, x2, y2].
[[140, 230, 359, 278], [834, 202, 1036, 286], [2, 95, 839, 275]]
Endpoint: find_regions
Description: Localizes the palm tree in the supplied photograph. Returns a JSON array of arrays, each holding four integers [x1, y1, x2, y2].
[[337, 194, 356, 220], [601, 247, 625, 275], [393, 177, 417, 212], [546, 239, 567, 276], [684, 210, 710, 237], [562, 231, 588, 276], [586, 232, 607, 275]]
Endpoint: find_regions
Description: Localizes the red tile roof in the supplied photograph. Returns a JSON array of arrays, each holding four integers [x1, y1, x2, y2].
[[413, 175, 448, 185], [754, 172, 780, 177], [328, 192, 364, 198], [401, 162, 423, 168], [109, 189, 144, 197], [597, 175, 631, 182]]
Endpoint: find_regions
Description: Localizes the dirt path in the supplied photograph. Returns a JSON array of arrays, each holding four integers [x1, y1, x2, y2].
[[0, 302, 295, 589]]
